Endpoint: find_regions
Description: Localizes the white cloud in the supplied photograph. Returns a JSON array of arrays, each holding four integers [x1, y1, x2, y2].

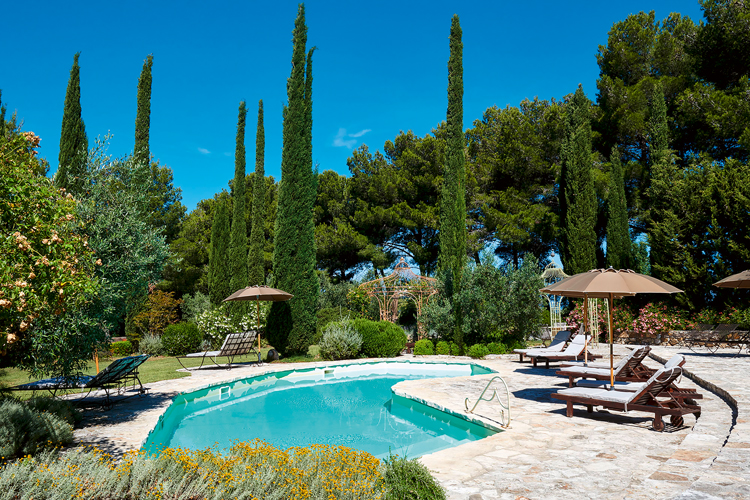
[[333, 128, 371, 149], [223, 152, 233, 157], [198, 147, 210, 155], [349, 128, 372, 138]]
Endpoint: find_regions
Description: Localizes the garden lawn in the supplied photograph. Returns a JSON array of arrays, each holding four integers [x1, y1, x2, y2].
[[0, 349, 273, 399]]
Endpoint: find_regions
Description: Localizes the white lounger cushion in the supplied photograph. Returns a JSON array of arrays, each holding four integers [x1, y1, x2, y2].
[[527, 335, 586, 359], [556, 386, 633, 404], [184, 350, 222, 358], [514, 331, 570, 355], [576, 379, 646, 392]]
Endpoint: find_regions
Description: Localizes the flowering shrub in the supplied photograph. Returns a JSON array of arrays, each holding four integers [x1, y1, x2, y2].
[[195, 306, 261, 349], [565, 301, 691, 342], [0, 131, 97, 355], [0, 440, 386, 499]]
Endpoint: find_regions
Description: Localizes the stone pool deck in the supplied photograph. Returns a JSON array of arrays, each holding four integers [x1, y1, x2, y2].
[[72, 345, 748, 499]]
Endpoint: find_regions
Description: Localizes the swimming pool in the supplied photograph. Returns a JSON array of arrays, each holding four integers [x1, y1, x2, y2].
[[143, 361, 499, 459]]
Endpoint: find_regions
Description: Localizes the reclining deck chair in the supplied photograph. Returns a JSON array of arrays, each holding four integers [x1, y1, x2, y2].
[[12, 354, 150, 407], [555, 346, 652, 386], [177, 331, 259, 370], [514, 330, 571, 362], [551, 365, 701, 431], [525, 335, 599, 368]]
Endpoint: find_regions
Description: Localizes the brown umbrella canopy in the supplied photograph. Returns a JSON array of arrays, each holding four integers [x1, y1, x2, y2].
[[713, 270, 750, 289], [540, 268, 682, 388], [223, 286, 294, 351], [223, 285, 294, 302]]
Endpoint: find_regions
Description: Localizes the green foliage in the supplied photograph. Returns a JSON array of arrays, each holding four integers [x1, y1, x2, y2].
[[56, 53, 88, 195], [0, 398, 73, 459], [208, 194, 231, 306], [248, 100, 266, 286], [435, 341, 450, 355], [466, 98, 564, 266], [351, 319, 406, 358], [318, 273, 354, 309], [606, 147, 631, 269], [111, 340, 133, 357], [229, 101, 249, 318], [145, 161, 186, 245], [24, 396, 81, 426], [195, 306, 260, 349], [180, 291, 211, 323], [438, 14, 467, 284], [134, 55, 153, 168], [316, 307, 356, 342], [0, 441, 386, 499], [0, 131, 98, 368], [0, 90, 6, 140], [380, 453, 447, 500], [319, 321, 362, 361], [348, 131, 442, 276], [268, 5, 318, 355], [449, 342, 461, 356], [138, 333, 164, 356], [486, 342, 505, 354], [559, 86, 597, 274], [413, 339, 434, 356], [133, 290, 182, 337], [161, 322, 202, 356], [468, 344, 489, 359]]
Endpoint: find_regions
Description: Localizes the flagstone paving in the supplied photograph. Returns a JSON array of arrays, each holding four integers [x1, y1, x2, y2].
[[71, 344, 748, 499]]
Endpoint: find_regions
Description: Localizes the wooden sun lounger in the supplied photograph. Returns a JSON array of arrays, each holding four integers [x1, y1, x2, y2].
[[526, 335, 600, 368], [514, 330, 571, 363], [176, 331, 259, 370], [11, 354, 150, 407], [556, 346, 652, 386], [552, 366, 701, 431]]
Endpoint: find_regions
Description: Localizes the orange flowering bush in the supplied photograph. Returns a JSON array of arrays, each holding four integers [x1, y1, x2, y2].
[[0, 132, 98, 356]]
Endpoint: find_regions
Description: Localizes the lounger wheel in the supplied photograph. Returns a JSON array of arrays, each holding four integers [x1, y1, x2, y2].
[[685, 398, 697, 406], [652, 418, 665, 432], [669, 415, 684, 427]]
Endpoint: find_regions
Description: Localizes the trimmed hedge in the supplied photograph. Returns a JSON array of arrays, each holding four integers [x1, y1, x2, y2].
[[435, 341, 450, 355], [351, 319, 407, 358], [111, 340, 133, 357], [161, 322, 202, 356], [413, 339, 434, 355]]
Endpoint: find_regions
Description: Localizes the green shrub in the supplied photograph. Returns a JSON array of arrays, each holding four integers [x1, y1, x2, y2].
[[380, 454, 447, 500], [449, 342, 461, 356], [181, 291, 211, 323], [0, 399, 73, 459], [111, 340, 133, 357], [139, 333, 165, 356], [468, 344, 490, 359], [319, 321, 362, 361], [317, 307, 357, 342], [25, 397, 81, 426], [413, 339, 434, 355], [352, 319, 407, 358], [487, 342, 506, 354], [161, 322, 202, 356], [435, 341, 451, 355]]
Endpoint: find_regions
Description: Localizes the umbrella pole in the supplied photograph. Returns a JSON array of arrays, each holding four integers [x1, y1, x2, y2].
[[609, 292, 614, 390], [583, 293, 588, 365]]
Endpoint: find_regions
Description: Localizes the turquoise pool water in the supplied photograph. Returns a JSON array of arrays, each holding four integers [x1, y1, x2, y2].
[[143, 361, 498, 459]]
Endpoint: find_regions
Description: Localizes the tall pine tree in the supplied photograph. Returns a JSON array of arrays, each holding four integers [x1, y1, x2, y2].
[[229, 101, 249, 314], [209, 195, 232, 306], [248, 100, 266, 286], [134, 55, 153, 167], [57, 53, 88, 195], [0, 89, 6, 140], [438, 14, 467, 279], [646, 83, 680, 281], [605, 147, 631, 269], [559, 85, 597, 274], [267, 4, 318, 354]]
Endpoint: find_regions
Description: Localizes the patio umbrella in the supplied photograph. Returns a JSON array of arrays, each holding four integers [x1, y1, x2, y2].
[[713, 270, 750, 289], [223, 285, 294, 351], [540, 268, 682, 388]]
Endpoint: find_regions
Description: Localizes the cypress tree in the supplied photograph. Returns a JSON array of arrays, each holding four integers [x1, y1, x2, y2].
[[134, 55, 154, 167], [438, 14, 467, 280], [228, 101, 249, 314], [559, 85, 597, 274], [267, 4, 318, 354], [606, 147, 631, 269], [646, 83, 679, 280], [57, 53, 88, 195], [248, 100, 266, 286], [209, 196, 232, 306], [0, 89, 6, 139]]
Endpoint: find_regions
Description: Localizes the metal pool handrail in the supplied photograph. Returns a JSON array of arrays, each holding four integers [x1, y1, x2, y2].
[[465, 376, 511, 428]]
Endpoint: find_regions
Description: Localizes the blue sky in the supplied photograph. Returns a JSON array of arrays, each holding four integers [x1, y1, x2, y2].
[[4, 1, 703, 212]]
